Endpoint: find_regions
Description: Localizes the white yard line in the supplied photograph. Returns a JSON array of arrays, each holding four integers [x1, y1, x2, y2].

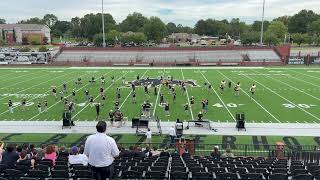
[[119, 70, 149, 109], [0, 71, 80, 116], [218, 70, 281, 123], [243, 74, 320, 122], [252, 69, 320, 101], [0, 71, 53, 90], [288, 69, 320, 81], [285, 74, 320, 89], [71, 72, 129, 119], [200, 71, 235, 121], [0, 71, 78, 102], [0, 70, 44, 84], [152, 69, 165, 117], [181, 69, 194, 120], [28, 70, 115, 120]]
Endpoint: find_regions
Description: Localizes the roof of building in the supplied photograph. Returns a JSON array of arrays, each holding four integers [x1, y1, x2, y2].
[[0, 24, 50, 31]]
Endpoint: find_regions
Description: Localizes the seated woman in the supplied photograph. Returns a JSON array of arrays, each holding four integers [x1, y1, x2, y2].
[[44, 145, 57, 165], [17, 150, 35, 169]]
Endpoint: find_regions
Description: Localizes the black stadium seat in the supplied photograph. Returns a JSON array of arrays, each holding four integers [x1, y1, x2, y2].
[[51, 170, 69, 178], [215, 172, 239, 180], [192, 172, 213, 180], [5, 169, 24, 180], [170, 171, 189, 180], [292, 174, 314, 180], [240, 173, 264, 180], [144, 171, 166, 179], [269, 173, 288, 180]]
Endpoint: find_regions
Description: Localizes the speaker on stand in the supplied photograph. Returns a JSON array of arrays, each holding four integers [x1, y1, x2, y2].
[[236, 112, 246, 131]]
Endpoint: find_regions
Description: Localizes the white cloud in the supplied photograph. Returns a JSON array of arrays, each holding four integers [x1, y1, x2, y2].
[[1, 0, 320, 26]]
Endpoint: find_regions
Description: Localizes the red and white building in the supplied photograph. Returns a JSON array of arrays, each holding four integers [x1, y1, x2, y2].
[[0, 24, 51, 44]]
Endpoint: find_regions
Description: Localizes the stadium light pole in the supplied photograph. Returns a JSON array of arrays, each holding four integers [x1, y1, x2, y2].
[[101, 0, 106, 48], [260, 0, 266, 46]]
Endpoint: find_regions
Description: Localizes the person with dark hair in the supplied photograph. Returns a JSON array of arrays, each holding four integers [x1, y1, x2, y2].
[[17, 150, 35, 169], [59, 146, 69, 157], [16, 146, 23, 153], [0, 144, 19, 168], [135, 147, 146, 158], [84, 121, 119, 180], [160, 147, 170, 157], [211, 146, 221, 161]]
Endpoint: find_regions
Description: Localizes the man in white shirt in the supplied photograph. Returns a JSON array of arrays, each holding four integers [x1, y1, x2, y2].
[[145, 128, 152, 146], [68, 146, 88, 166], [168, 126, 177, 144], [84, 121, 119, 180]]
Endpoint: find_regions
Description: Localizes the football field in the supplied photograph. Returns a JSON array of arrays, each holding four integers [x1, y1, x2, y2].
[[0, 67, 319, 124]]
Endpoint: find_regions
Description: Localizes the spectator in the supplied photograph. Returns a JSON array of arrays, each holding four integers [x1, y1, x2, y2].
[[160, 147, 170, 157], [168, 126, 176, 144], [28, 144, 36, 154], [44, 145, 57, 165], [17, 150, 35, 169], [0, 141, 4, 162], [37, 144, 46, 160], [119, 146, 130, 158], [143, 146, 152, 157], [151, 147, 161, 156], [145, 128, 152, 146], [79, 144, 85, 154], [1, 143, 19, 169], [221, 148, 234, 158], [211, 146, 221, 160], [84, 121, 119, 180], [134, 147, 146, 158], [16, 146, 23, 153], [59, 146, 69, 157], [68, 146, 88, 166]]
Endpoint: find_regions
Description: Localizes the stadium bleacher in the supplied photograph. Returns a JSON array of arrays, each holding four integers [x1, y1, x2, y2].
[[55, 49, 282, 65], [1, 143, 320, 180]]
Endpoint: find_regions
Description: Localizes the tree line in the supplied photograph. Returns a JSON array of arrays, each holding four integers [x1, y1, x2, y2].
[[1, 9, 320, 46]]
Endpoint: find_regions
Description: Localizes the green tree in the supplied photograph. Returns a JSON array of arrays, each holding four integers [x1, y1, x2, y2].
[[80, 13, 116, 40], [229, 18, 248, 37], [194, 19, 207, 35], [166, 22, 177, 35], [308, 19, 320, 36], [122, 32, 147, 44], [18, 17, 44, 24], [93, 33, 104, 46], [143, 16, 166, 43], [288, 9, 319, 33], [291, 33, 305, 46], [20, 46, 31, 52], [119, 12, 148, 32], [273, 16, 290, 26], [71, 17, 82, 38], [106, 30, 121, 44], [0, 18, 5, 24], [43, 14, 58, 28], [264, 32, 280, 46], [240, 31, 260, 45], [52, 21, 72, 37], [266, 21, 288, 40], [251, 21, 270, 32], [38, 46, 49, 52]]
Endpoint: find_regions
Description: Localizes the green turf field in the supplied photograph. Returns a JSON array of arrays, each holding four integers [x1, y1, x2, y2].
[[0, 67, 319, 123]]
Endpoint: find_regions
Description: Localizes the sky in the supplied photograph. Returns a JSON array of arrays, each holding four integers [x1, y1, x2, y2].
[[1, 0, 320, 27]]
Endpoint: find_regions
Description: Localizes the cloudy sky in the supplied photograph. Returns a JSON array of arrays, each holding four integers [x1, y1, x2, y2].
[[1, 0, 320, 26]]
